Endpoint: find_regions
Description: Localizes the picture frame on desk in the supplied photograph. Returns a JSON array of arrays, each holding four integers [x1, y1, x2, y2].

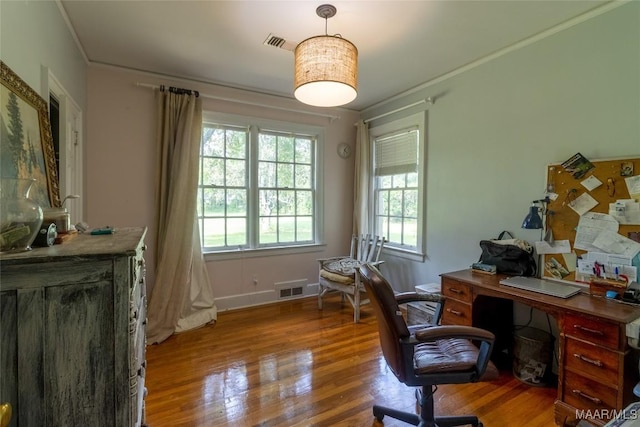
[[0, 61, 61, 208]]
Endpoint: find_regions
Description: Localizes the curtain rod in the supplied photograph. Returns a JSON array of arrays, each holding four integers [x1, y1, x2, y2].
[[362, 97, 433, 124], [136, 82, 340, 121]]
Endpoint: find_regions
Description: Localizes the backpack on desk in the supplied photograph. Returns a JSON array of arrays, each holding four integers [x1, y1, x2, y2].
[[479, 231, 537, 277]]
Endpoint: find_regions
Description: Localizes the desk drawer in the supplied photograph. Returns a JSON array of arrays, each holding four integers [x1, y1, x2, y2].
[[442, 299, 471, 326], [441, 279, 472, 303], [563, 370, 616, 413], [564, 313, 619, 350], [565, 337, 620, 386]]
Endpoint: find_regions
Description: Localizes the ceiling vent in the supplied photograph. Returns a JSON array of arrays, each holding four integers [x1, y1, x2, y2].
[[263, 33, 297, 52]]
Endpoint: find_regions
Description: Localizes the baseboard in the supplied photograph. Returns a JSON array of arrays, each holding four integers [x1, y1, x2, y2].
[[215, 283, 319, 312]]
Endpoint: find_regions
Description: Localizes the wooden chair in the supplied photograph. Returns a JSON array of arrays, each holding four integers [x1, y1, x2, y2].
[[317, 234, 385, 322]]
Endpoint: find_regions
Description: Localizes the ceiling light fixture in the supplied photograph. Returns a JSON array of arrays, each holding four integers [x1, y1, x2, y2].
[[294, 4, 358, 107]]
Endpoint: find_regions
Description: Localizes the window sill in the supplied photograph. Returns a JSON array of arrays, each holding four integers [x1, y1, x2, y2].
[[383, 246, 426, 262], [203, 243, 326, 261]]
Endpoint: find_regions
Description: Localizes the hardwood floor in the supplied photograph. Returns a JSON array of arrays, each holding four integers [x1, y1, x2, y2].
[[144, 295, 557, 426]]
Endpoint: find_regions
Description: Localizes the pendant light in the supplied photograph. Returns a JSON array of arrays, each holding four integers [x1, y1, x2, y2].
[[294, 4, 358, 107]]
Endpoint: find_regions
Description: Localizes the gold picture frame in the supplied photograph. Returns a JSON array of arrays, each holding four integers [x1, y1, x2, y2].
[[1, 61, 61, 208]]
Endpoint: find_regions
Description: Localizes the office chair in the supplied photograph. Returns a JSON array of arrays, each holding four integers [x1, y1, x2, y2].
[[359, 264, 498, 427]]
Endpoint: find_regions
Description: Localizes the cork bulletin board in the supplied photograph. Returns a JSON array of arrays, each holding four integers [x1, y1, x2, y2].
[[542, 155, 640, 283]]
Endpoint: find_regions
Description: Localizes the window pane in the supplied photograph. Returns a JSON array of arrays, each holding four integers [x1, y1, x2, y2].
[[295, 138, 312, 164], [258, 162, 276, 188], [202, 158, 224, 186], [389, 218, 403, 244], [226, 218, 247, 246], [259, 134, 276, 161], [226, 159, 246, 187], [259, 190, 277, 216], [278, 190, 295, 215], [277, 163, 294, 188], [204, 188, 225, 215], [278, 217, 295, 242], [295, 165, 312, 188], [389, 190, 403, 217], [404, 218, 418, 247], [259, 217, 277, 244], [296, 217, 312, 241], [404, 190, 418, 218], [277, 136, 294, 162], [296, 191, 312, 215], [227, 130, 246, 159], [227, 189, 246, 216], [202, 128, 224, 157]]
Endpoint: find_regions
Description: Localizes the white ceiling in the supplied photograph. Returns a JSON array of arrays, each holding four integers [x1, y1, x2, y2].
[[59, 0, 611, 111]]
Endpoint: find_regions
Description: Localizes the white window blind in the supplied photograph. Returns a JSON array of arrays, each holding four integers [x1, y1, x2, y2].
[[374, 127, 419, 176]]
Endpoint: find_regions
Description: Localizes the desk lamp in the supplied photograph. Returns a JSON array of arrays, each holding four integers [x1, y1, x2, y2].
[[522, 203, 543, 230], [522, 197, 554, 243]]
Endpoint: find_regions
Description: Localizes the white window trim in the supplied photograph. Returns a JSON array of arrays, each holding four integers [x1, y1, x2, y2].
[[200, 111, 325, 256], [369, 112, 426, 261]]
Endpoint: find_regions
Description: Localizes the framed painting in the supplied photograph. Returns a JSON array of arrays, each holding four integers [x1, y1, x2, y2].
[[1, 61, 61, 208]]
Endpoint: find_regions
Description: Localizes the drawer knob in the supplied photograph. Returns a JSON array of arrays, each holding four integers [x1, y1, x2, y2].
[[573, 324, 604, 336], [446, 308, 463, 317], [572, 353, 603, 367], [447, 288, 463, 295], [571, 389, 602, 405]]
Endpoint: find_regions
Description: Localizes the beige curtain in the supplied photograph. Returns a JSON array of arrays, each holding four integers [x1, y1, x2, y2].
[[353, 120, 371, 235], [147, 87, 217, 344]]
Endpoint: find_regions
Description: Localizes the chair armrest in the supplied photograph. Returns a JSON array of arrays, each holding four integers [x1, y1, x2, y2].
[[413, 325, 494, 343], [395, 292, 444, 305]]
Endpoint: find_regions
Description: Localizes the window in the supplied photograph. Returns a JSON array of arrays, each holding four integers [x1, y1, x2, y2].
[[370, 113, 425, 257], [197, 114, 322, 253]]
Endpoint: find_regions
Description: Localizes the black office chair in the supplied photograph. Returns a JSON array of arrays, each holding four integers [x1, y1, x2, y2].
[[359, 264, 498, 427]]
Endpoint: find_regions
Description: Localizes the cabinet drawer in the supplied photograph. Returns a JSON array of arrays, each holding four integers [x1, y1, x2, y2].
[[441, 279, 472, 303], [563, 370, 616, 413], [442, 299, 472, 326], [565, 338, 620, 385], [564, 313, 619, 349]]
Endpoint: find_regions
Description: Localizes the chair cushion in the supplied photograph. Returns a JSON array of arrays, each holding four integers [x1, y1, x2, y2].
[[319, 269, 355, 285], [320, 257, 360, 277], [413, 337, 483, 374]]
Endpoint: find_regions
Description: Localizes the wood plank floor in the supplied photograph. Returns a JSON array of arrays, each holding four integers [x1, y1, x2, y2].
[[144, 295, 557, 426]]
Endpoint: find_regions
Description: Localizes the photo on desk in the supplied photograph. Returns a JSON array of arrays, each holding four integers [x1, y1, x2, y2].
[[545, 257, 569, 279]]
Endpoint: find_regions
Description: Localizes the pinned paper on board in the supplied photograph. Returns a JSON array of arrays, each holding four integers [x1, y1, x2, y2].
[[626, 175, 640, 201], [569, 192, 598, 216], [581, 175, 602, 191], [609, 199, 640, 225]]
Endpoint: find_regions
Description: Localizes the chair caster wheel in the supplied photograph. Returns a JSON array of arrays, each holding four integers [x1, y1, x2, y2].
[[373, 408, 385, 422]]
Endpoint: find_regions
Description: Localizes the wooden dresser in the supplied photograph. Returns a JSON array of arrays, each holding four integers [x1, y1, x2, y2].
[[0, 227, 148, 427], [440, 269, 640, 426]]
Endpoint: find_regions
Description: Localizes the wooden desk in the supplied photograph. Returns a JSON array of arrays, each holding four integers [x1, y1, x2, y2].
[[440, 269, 640, 427]]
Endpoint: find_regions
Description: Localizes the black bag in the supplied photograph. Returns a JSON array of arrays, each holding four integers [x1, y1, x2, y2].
[[479, 231, 537, 276]]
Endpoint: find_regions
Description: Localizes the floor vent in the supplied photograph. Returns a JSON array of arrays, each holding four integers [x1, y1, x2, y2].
[[275, 279, 307, 299]]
